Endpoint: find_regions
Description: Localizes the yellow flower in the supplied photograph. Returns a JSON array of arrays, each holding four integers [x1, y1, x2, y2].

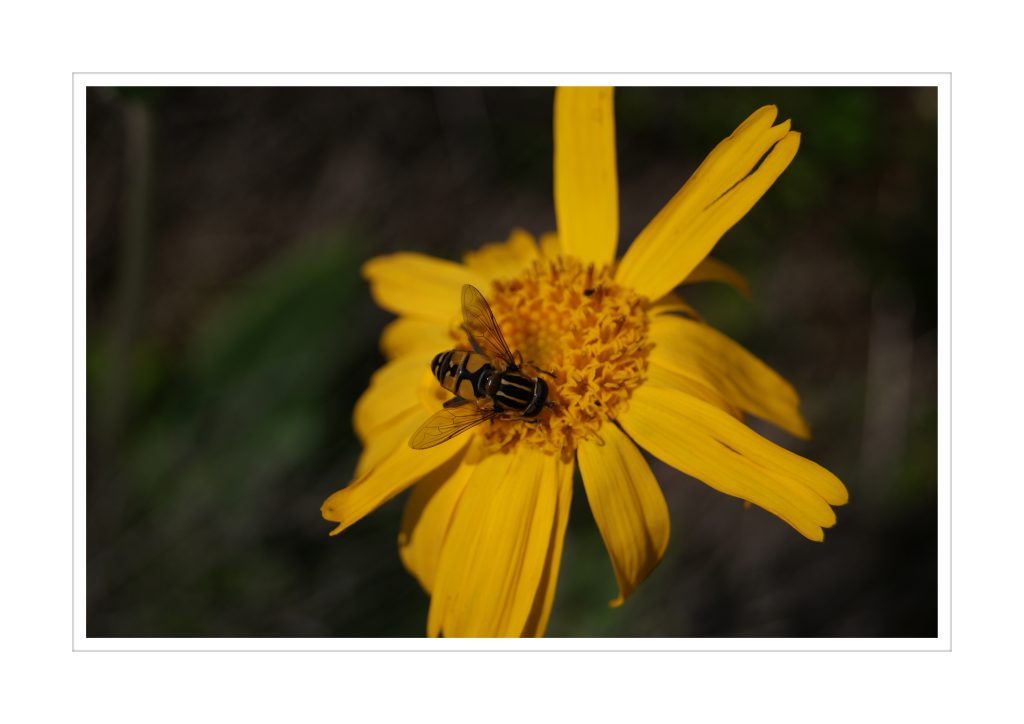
[[321, 88, 849, 637]]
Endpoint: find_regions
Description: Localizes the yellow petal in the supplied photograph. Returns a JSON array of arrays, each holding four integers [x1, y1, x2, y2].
[[674, 132, 799, 284], [649, 291, 701, 321], [355, 358, 461, 476], [616, 106, 797, 300], [683, 256, 752, 299], [321, 430, 471, 536], [380, 317, 455, 360], [649, 315, 810, 439], [619, 384, 847, 542], [428, 447, 560, 637], [354, 406, 426, 478], [578, 423, 669, 607], [554, 87, 618, 267], [690, 106, 791, 209], [363, 252, 488, 322], [520, 455, 573, 637], [462, 228, 540, 280], [539, 231, 561, 259], [353, 355, 431, 442], [398, 448, 479, 594], [645, 362, 743, 420]]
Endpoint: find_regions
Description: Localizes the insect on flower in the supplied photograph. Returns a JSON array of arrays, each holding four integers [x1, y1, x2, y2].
[[411, 285, 556, 449], [322, 87, 850, 638]]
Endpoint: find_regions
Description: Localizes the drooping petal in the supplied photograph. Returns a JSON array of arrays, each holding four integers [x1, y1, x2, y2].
[[578, 422, 670, 607], [363, 253, 488, 322], [520, 455, 573, 637], [645, 362, 743, 420], [321, 430, 471, 536], [380, 317, 455, 361], [398, 447, 480, 594], [428, 447, 560, 637], [462, 229, 540, 280], [554, 87, 619, 267], [649, 291, 701, 320], [619, 384, 847, 542], [353, 355, 432, 442], [683, 256, 752, 299], [616, 106, 797, 300], [649, 315, 810, 439]]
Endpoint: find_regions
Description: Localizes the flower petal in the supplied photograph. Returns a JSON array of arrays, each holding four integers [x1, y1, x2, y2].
[[398, 446, 480, 594], [539, 232, 561, 259], [354, 406, 426, 477], [520, 455, 573, 637], [363, 252, 488, 322], [649, 291, 701, 320], [683, 256, 752, 299], [554, 87, 619, 267], [380, 317, 455, 361], [616, 106, 797, 300], [578, 423, 670, 607], [516, 456, 573, 639], [462, 228, 540, 280], [353, 355, 431, 442], [321, 430, 471, 536], [619, 384, 847, 542], [428, 447, 560, 637], [649, 315, 810, 439], [355, 360, 461, 476], [645, 362, 743, 420]]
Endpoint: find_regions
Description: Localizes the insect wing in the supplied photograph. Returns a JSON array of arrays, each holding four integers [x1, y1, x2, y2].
[[461, 284, 517, 368], [409, 403, 497, 449]]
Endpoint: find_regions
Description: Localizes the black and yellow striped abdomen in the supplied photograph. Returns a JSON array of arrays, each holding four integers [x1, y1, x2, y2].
[[430, 349, 548, 418], [492, 371, 548, 417], [431, 350, 493, 401]]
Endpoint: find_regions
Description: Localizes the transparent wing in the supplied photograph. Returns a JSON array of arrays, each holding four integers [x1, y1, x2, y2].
[[409, 403, 498, 449], [461, 284, 517, 369]]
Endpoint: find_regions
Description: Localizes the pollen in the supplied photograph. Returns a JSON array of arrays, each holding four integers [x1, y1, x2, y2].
[[483, 256, 651, 459]]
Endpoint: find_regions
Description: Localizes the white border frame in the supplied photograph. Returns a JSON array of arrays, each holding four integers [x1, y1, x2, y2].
[[73, 72, 950, 651]]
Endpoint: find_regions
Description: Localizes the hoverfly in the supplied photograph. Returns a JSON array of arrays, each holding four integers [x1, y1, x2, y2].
[[409, 284, 555, 449]]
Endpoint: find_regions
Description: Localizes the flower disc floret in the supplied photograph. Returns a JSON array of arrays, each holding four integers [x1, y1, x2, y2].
[[483, 256, 650, 458]]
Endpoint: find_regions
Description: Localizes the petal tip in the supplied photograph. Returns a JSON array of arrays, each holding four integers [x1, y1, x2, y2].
[[360, 254, 385, 280], [831, 484, 850, 507], [751, 105, 779, 127]]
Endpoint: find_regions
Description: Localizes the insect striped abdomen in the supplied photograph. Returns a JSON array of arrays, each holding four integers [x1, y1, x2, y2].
[[495, 373, 548, 417], [412, 285, 553, 450], [433, 350, 493, 401]]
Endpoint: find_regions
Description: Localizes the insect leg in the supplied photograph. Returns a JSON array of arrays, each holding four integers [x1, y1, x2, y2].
[[524, 361, 557, 379]]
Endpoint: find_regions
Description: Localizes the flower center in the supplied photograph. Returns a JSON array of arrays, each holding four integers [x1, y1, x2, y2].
[[482, 256, 650, 459]]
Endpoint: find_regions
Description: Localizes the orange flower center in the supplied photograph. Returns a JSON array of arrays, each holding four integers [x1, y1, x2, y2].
[[482, 256, 651, 459]]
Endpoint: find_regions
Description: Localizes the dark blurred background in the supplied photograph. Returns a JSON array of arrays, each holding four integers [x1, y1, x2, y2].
[[86, 86, 937, 638]]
